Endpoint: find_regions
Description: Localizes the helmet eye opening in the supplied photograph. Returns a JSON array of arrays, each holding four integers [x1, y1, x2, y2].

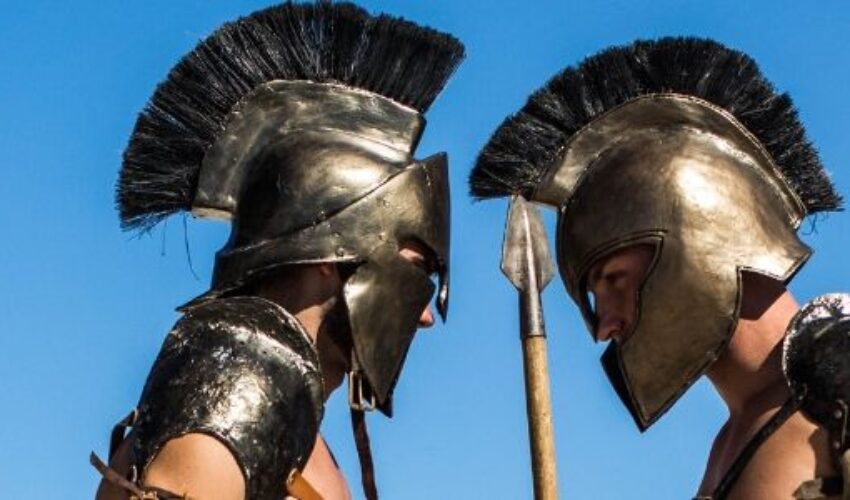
[[398, 237, 440, 278], [577, 240, 662, 343]]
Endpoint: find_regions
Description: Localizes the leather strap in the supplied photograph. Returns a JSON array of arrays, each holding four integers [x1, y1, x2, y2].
[[711, 392, 805, 499], [286, 469, 323, 500], [90, 452, 186, 500], [352, 408, 378, 500], [109, 409, 138, 460]]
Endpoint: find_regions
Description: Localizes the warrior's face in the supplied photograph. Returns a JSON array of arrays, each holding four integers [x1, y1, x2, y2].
[[585, 245, 654, 344], [398, 240, 438, 329]]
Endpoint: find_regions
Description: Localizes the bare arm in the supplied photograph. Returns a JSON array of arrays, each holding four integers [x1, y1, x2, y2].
[[294, 434, 351, 500], [142, 434, 245, 500], [96, 433, 352, 500], [95, 433, 245, 500]]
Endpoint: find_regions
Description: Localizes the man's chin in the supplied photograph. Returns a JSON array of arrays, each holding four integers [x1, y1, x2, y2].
[[317, 298, 353, 371]]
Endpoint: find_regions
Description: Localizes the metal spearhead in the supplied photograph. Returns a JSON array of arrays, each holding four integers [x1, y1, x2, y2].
[[500, 195, 558, 500], [501, 195, 555, 337], [502, 195, 554, 294]]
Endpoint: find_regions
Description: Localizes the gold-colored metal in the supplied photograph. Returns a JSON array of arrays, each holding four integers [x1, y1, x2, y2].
[[195, 80, 423, 220], [522, 336, 558, 500], [533, 94, 805, 219], [535, 94, 811, 428]]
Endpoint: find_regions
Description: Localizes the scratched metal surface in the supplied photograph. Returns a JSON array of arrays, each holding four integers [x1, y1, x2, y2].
[[134, 296, 323, 500]]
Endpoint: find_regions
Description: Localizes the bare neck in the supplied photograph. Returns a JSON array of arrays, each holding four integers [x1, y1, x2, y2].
[[707, 285, 799, 418], [257, 266, 348, 400]]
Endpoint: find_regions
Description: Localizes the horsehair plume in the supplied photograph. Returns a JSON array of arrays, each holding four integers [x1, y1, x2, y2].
[[470, 37, 841, 215], [118, 1, 465, 232]]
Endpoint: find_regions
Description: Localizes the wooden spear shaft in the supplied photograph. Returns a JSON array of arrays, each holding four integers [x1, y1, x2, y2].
[[522, 331, 558, 499]]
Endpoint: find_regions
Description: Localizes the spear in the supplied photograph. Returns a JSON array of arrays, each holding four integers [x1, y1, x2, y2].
[[501, 195, 558, 500]]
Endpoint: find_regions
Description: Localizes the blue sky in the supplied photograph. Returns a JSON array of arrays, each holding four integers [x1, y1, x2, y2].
[[1, 1, 849, 498]]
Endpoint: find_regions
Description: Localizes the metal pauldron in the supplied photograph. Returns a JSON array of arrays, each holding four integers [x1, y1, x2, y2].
[[536, 95, 810, 429], [132, 296, 324, 500], [785, 294, 850, 464]]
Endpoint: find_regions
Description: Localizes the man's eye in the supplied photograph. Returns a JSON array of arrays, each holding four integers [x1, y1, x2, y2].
[[413, 259, 438, 278], [602, 270, 626, 287]]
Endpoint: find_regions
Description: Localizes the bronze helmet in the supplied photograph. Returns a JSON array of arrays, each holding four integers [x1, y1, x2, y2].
[[471, 38, 840, 430], [118, 2, 464, 416]]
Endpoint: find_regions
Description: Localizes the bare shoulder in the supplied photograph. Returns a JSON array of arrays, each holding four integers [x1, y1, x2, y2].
[[95, 432, 245, 500], [726, 413, 836, 500], [142, 433, 245, 500], [295, 434, 352, 500]]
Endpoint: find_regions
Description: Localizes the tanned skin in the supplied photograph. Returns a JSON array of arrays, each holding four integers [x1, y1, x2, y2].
[[96, 243, 435, 500], [587, 245, 836, 500]]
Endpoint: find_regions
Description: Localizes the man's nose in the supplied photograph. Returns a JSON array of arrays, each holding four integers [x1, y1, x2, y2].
[[419, 304, 435, 328], [591, 288, 620, 342], [594, 318, 622, 342]]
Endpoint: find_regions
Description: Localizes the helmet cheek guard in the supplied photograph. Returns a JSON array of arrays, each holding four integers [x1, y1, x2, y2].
[[340, 153, 450, 415], [344, 246, 436, 416]]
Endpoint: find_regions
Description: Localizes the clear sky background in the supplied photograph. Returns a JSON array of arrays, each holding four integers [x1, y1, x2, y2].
[[1, 1, 849, 498]]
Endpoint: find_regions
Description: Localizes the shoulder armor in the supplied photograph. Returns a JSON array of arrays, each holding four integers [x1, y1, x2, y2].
[[784, 293, 850, 459], [133, 296, 324, 500]]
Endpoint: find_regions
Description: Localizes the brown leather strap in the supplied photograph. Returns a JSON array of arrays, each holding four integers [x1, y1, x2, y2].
[[91, 452, 149, 498], [712, 392, 805, 499], [109, 409, 139, 459], [95, 410, 188, 500], [90, 452, 186, 499], [351, 408, 378, 500], [286, 469, 323, 500]]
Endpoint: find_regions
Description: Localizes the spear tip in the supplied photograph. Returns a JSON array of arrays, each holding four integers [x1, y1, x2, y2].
[[500, 195, 554, 292]]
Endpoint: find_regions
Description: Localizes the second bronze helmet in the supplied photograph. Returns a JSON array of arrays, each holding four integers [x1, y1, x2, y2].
[[471, 37, 840, 430]]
